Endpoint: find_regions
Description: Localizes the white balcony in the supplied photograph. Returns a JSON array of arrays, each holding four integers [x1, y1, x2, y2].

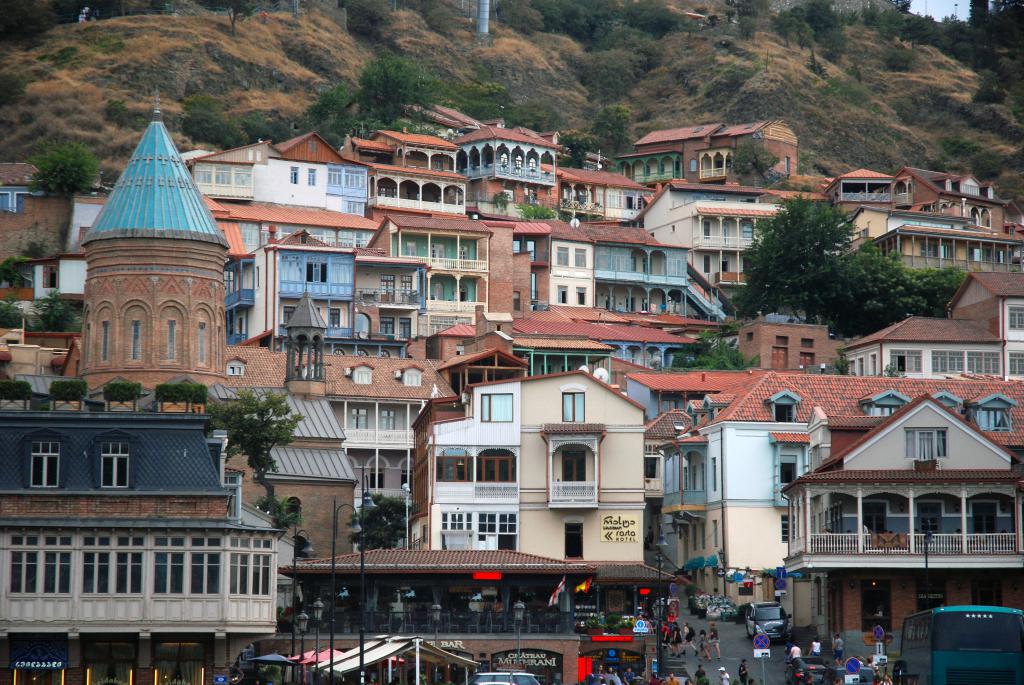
[[699, 167, 728, 180], [644, 477, 664, 497], [550, 481, 598, 507], [195, 181, 254, 200], [692, 234, 754, 249], [370, 195, 465, 214], [790, 532, 1020, 569], [435, 482, 519, 504], [427, 299, 483, 313], [345, 428, 414, 446], [428, 256, 487, 272]]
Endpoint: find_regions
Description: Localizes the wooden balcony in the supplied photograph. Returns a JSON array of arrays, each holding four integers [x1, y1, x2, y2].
[[370, 195, 465, 213], [195, 181, 254, 200], [693, 234, 753, 249], [714, 271, 747, 285], [434, 482, 519, 504], [344, 428, 413, 446], [427, 299, 483, 313], [788, 532, 1020, 569], [549, 481, 597, 507], [699, 167, 728, 181], [428, 256, 487, 272]]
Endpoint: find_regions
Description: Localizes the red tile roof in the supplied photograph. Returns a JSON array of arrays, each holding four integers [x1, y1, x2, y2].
[[646, 409, 691, 439], [455, 125, 557, 148], [214, 201, 379, 230], [827, 415, 885, 429], [367, 162, 466, 181], [294, 549, 595, 574], [547, 220, 596, 243], [790, 469, 1021, 485], [581, 223, 671, 247], [542, 422, 606, 433], [846, 316, 999, 349], [666, 181, 766, 194], [833, 168, 894, 180], [512, 336, 613, 351], [217, 221, 249, 258], [514, 318, 697, 345], [436, 347, 528, 371], [678, 434, 708, 443], [376, 130, 458, 150], [715, 121, 771, 137], [695, 206, 778, 218], [626, 370, 768, 393], [770, 432, 810, 443], [963, 272, 1024, 298], [634, 124, 723, 146], [538, 306, 631, 323], [508, 221, 553, 236], [558, 167, 649, 190], [0, 163, 36, 184], [351, 137, 395, 153], [879, 225, 1020, 243], [434, 323, 476, 338], [387, 214, 492, 234], [711, 372, 1024, 447]]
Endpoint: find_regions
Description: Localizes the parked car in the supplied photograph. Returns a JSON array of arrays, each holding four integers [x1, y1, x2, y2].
[[785, 656, 829, 685], [470, 673, 542, 685], [745, 602, 792, 641]]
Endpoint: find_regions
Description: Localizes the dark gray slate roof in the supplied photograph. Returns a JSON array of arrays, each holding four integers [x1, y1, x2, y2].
[[286, 291, 328, 329], [0, 411, 224, 494], [209, 385, 345, 440], [271, 446, 355, 481]]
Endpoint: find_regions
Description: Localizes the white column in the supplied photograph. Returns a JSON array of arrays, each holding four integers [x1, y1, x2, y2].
[[374, 401, 380, 445], [856, 489, 864, 553], [804, 490, 812, 540], [960, 488, 968, 553], [1016, 490, 1023, 553], [908, 488, 916, 553]]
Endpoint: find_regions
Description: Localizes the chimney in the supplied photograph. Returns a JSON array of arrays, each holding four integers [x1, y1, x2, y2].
[[267, 224, 278, 244], [474, 305, 489, 337], [701, 372, 706, 382]]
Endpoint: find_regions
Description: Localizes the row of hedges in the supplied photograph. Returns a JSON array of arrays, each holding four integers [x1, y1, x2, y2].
[[0, 380, 207, 406]]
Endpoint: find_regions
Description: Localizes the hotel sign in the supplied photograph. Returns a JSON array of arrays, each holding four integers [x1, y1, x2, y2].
[[492, 650, 562, 669], [601, 514, 640, 543]]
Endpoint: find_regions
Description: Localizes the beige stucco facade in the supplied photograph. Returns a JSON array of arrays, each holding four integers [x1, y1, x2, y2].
[[549, 240, 594, 307]]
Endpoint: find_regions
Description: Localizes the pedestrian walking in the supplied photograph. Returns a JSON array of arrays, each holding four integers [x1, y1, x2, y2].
[[718, 667, 730, 685], [833, 633, 845, 666], [737, 659, 748, 685], [693, 665, 706, 684], [647, 674, 660, 685], [665, 673, 680, 685], [810, 636, 821, 656], [709, 622, 721, 661], [699, 628, 710, 661], [683, 622, 698, 657]]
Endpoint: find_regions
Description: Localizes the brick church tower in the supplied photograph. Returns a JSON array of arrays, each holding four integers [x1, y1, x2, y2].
[[80, 104, 229, 388]]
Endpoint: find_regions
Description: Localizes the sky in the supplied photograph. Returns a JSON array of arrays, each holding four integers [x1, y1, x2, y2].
[[912, 0, 963, 19]]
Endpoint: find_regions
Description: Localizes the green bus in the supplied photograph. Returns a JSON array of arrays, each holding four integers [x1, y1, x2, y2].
[[899, 605, 1024, 685]]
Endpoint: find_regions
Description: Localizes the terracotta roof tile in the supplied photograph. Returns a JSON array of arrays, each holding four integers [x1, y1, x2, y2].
[[557, 167, 650, 190], [222, 347, 453, 399], [678, 434, 708, 443], [827, 415, 885, 429], [965, 272, 1024, 298], [711, 372, 1024, 447], [645, 409, 691, 439], [581, 223, 670, 247], [834, 168, 894, 180], [215, 201, 379, 230], [514, 318, 697, 345], [435, 323, 476, 338], [388, 214, 492, 234], [716, 121, 770, 137], [436, 348, 528, 371], [455, 125, 557, 148], [769, 432, 810, 443], [542, 422, 606, 433], [293, 549, 594, 574], [218, 221, 249, 258], [634, 124, 723, 146], [846, 316, 999, 349], [0, 163, 36, 185], [536, 306, 631, 324], [511, 336, 613, 351], [695, 205, 778, 218], [881, 225, 1020, 243], [376, 130, 458, 150], [508, 221, 553, 236], [792, 469, 1021, 484], [707, 393, 735, 406], [666, 181, 765, 194], [351, 137, 395, 153], [367, 162, 466, 181], [626, 370, 767, 393]]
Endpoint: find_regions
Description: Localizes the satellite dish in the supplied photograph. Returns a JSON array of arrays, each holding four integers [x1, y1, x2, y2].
[[594, 367, 610, 383], [570, 217, 581, 228], [578, 364, 590, 373]]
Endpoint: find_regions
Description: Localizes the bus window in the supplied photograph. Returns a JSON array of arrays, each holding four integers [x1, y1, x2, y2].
[[933, 612, 1024, 652]]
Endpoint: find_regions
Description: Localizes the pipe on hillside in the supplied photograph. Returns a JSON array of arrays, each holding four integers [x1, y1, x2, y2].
[[478, 0, 490, 34]]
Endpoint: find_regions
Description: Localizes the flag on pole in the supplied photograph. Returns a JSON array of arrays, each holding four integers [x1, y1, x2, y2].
[[548, 575, 566, 607], [574, 576, 593, 594]]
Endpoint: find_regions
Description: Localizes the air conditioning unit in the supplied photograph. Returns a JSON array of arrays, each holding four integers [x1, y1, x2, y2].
[[394, 369, 403, 379], [344, 367, 352, 377], [460, 392, 470, 405]]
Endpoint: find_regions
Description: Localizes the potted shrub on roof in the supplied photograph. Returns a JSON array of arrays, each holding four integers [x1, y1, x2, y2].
[[584, 613, 604, 636], [103, 380, 142, 412], [155, 381, 207, 413], [50, 379, 87, 411], [0, 379, 31, 410]]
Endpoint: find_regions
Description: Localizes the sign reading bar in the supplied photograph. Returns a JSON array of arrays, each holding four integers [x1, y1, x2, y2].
[[601, 515, 640, 543]]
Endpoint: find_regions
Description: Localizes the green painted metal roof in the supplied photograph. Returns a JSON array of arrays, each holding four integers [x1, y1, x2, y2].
[[85, 109, 227, 247]]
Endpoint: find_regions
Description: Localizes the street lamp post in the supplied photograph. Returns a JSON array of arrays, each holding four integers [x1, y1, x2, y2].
[[432, 603, 442, 644], [654, 532, 668, 678], [327, 490, 375, 685], [513, 600, 526, 665], [402, 482, 411, 549], [312, 598, 324, 685], [297, 610, 310, 683], [923, 531, 934, 609], [291, 529, 314, 657]]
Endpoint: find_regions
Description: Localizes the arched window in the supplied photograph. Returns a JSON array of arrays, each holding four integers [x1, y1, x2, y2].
[[354, 312, 371, 335]]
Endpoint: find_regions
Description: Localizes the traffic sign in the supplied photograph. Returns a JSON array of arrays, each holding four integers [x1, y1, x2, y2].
[[214, 676, 229, 685], [669, 582, 677, 595], [845, 657, 862, 675], [776, 566, 787, 579], [633, 619, 650, 634], [716, 568, 726, 577], [872, 625, 885, 642], [775, 578, 787, 591], [753, 633, 771, 650], [753, 649, 770, 659]]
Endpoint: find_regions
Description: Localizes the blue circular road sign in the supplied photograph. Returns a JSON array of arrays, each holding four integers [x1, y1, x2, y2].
[[873, 625, 885, 641], [753, 634, 770, 650], [845, 658, 862, 675], [775, 578, 787, 591]]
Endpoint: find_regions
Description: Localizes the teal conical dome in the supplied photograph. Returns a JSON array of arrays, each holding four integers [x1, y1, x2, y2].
[[85, 107, 227, 247]]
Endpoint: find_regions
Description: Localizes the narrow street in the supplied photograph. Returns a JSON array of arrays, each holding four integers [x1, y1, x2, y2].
[[658, 615, 792, 685]]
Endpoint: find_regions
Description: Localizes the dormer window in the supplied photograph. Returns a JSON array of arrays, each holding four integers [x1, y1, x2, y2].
[[31, 440, 59, 488], [353, 366, 372, 384], [768, 390, 801, 423], [970, 394, 1017, 432], [227, 361, 246, 377], [861, 390, 911, 416], [403, 369, 422, 387], [931, 391, 963, 410], [101, 441, 130, 488]]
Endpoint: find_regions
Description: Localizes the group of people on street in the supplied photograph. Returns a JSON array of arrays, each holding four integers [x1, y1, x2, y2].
[[662, 620, 722, 662]]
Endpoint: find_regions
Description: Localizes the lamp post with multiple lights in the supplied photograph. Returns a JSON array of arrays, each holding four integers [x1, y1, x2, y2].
[[513, 600, 526, 665], [654, 532, 668, 677], [290, 529, 314, 657], [327, 486, 375, 685]]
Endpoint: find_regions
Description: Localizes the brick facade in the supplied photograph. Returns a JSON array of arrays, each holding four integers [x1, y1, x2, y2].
[[81, 236, 228, 388], [487, 223, 515, 315], [0, 493, 228, 518], [738, 320, 841, 371], [0, 195, 71, 260]]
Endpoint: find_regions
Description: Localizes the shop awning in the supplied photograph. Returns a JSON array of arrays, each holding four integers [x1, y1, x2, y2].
[[704, 554, 719, 568], [317, 637, 478, 675], [683, 556, 704, 571]]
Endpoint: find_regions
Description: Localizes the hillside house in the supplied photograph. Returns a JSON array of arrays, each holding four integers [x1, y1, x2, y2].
[[893, 167, 1009, 230], [555, 167, 652, 222]]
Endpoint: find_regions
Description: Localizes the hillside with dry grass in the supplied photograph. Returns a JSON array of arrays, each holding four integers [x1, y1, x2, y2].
[[1, 1, 1021, 193]]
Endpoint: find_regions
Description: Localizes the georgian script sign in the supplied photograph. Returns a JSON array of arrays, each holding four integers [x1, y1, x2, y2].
[[10, 637, 69, 670], [601, 515, 640, 543]]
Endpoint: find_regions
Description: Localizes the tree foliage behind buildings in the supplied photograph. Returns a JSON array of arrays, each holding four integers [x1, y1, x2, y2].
[[738, 199, 967, 337], [352, 494, 408, 549], [29, 141, 99, 194]]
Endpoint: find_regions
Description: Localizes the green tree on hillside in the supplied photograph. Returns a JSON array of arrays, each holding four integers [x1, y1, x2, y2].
[[733, 139, 779, 181], [181, 96, 244, 149], [304, 85, 355, 147], [672, 328, 753, 370], [591, 105, 632, 155], [735, 198, 852, 323], [0, 297, 23, 329], [1, 0, 54, 39], [357, 54, 436, 127], [559, 130, 598, 167], [29, 142, 99, 195], [517, 204, 558, 219]]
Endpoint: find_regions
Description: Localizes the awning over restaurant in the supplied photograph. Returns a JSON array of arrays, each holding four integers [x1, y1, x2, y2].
[[682, 556, 704, 571], [317, 637, 478, 675]]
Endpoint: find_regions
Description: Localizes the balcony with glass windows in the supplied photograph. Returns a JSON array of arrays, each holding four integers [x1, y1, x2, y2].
[[193, 164, 254, 200], [549, 443, 598, 507], [463, 164, 556, 186], [434, 448, 519, 505], [593, 247, 689, 287], [225, 288, 255, 309], [355, 289, 421, 308]]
